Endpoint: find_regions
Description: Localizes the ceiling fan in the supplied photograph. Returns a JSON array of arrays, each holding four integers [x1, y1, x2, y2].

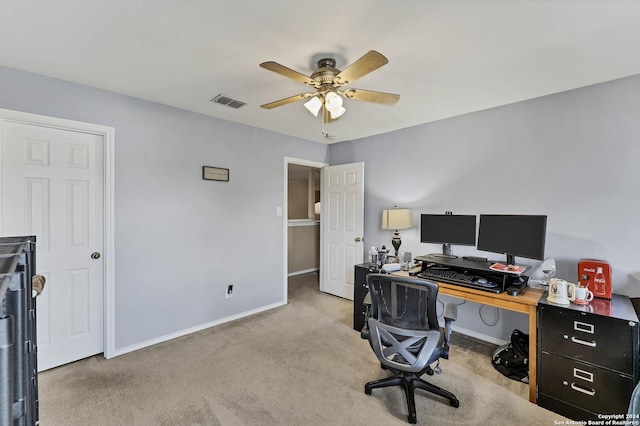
[[259, 50, 400, 123]]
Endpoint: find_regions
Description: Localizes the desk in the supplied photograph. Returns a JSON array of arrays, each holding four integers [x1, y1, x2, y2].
[[355, 265, 544, 403]]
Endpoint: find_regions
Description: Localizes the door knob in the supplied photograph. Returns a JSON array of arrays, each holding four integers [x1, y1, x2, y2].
[[355, 237, 362, 242], [91, 252, 101, 260]]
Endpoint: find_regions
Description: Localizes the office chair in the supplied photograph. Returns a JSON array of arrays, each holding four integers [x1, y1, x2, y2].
[[629, 380, 640, 417], [362, 273, 459, 424]]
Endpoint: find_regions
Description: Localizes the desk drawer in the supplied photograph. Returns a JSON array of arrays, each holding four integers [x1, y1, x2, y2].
[[539, 305, 637, 374], [539, 352, 634, 416]]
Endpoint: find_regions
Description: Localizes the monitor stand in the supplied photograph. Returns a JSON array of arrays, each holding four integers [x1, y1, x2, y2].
[[432, 253, 457, 259], [433, 244, 457, 259]]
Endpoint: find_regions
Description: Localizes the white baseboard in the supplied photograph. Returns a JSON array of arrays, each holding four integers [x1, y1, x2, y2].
[[108, 300, 287, 358], [109, 296, 507, 360], [450, 324, 509, 346], [287, 268, 319, 277]]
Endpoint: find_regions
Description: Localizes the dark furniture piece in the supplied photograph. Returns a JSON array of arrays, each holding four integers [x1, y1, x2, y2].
[[353, 263, 373, 332], [361, 273, 459, 424], [0, 236, 38, 426], [414, 253, 528, 294], [537, 294, 639, 420]]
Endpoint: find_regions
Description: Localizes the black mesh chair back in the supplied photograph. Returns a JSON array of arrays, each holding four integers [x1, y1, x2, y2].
[[363, 273, 459, 423]]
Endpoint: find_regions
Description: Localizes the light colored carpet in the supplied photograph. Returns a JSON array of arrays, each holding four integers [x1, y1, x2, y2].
[[37, 273, 569, 425]]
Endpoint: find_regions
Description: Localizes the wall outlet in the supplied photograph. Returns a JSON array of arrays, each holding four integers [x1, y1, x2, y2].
[[226, 284, 233, 299]]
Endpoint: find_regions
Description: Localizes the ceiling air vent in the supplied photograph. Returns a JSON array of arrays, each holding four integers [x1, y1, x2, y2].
[[210, 94, 247, 109]]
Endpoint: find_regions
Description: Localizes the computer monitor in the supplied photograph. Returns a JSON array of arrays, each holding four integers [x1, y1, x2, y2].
[[477, 214, 547, 265], [420, 214, 476, 257]]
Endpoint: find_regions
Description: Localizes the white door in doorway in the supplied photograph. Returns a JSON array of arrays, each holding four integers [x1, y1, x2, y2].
[[321, 162, 364, 300], [1, 120, 104, 371]]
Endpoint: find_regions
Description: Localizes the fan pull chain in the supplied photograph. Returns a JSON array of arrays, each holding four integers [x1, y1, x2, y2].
[[320, 104, 335, 140]]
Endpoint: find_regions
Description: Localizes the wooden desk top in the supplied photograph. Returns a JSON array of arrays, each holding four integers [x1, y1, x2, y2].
[[392, 268, 544, 313]]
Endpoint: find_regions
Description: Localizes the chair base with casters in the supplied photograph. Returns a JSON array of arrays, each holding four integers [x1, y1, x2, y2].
[[362, 274, 459, 424], [365, 368, 460, 424]]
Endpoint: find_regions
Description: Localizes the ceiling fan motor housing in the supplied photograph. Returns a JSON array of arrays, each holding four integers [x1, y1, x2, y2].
[[317, 58, 336, 68], [311, 58, 342, 87]]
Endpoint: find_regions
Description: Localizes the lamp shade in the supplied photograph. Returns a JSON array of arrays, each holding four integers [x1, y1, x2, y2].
[[329, 106, 346, 119], [324, 91, 343, 111], [381, 208, 412, 230], [304, 96, 323, 116]]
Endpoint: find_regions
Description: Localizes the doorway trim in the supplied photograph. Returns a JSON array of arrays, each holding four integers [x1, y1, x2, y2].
[[283, 157, 327, 303], [0, 108, 116, 359]]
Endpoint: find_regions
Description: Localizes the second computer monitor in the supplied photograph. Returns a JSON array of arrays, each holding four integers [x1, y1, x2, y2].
[[420, 214, 476, 257], [477, 214, 547, 265]]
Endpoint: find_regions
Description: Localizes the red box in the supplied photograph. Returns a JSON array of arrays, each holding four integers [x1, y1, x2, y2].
[[577, 259, 612, 299]]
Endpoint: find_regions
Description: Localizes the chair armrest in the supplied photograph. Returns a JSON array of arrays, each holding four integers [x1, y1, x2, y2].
[[444, 302, 457, 322], [442, 302, 457, 355]]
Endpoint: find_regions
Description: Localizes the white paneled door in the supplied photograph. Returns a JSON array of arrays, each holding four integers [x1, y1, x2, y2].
[[321, 162, 364, 300], [1, 120, 104, 371]]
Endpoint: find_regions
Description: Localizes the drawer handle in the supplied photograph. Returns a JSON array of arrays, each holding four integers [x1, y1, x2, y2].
[[574, 321, 595, 334], [571, 336, 596, 347], [573, 368, 594, 383], [570, 383, 596, 397]]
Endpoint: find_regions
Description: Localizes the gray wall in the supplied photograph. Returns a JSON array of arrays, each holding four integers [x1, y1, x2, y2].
[[3, 64, 639, 346], [329, 74, 640, 341], [0, 66, 329, 350]]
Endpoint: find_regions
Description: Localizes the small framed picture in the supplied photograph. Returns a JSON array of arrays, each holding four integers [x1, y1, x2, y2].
[[202, 166, 229, 182]]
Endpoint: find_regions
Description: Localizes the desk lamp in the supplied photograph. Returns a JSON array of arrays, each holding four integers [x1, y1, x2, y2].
[[528, 258, 556, 288], [381, 207, 412, 257]]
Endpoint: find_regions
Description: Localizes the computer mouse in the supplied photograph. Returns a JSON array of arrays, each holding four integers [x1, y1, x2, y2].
[[476, 278, 488, 285]]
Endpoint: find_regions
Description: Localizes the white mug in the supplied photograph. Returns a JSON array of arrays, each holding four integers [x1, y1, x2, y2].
[[548, 278, 574, 305], [572, 285, 594, 304]]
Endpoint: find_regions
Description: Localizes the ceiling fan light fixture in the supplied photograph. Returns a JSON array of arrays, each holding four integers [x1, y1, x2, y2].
[[304, 96, 323, 116], [324, 91, 343, 112], [330, 106, 346, 119]]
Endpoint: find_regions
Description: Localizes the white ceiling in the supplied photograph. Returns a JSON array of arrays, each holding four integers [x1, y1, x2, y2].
[[2, 1, 640, 144]]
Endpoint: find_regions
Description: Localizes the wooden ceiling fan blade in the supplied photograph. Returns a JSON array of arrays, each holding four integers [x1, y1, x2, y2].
[[261, 93, 311, 109], [343, 88, 400, 106], [260, 93, 313, 109], [334, 50, 388, 85], [260, 61, 316, 86]]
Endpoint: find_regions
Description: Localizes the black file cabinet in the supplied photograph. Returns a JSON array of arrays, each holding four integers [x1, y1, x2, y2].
[[537, 295, 639, 420], [353, 264, 373, 332]]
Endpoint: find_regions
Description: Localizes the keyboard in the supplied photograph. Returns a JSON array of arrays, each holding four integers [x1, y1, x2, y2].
[[418, 268, 502, 293]]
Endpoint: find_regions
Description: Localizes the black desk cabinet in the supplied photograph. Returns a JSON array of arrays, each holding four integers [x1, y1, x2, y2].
[[353, 264, 373, 332], [537, 294, 639, 420]]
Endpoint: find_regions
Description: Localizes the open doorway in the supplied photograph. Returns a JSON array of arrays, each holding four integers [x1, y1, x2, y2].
[[283, 158, 326, 303], [287, 164, 320, 276]]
